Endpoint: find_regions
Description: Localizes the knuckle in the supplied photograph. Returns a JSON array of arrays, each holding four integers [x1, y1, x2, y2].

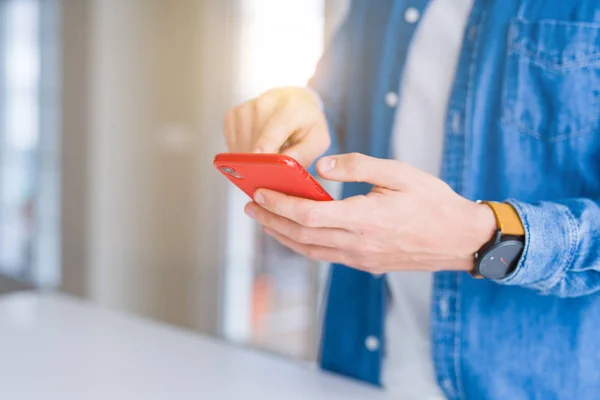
[[290, 227, 312, 244], [238, 103, 255, 122], [269, 203, 282, 217], [345, 153, 365, 174], [255, 92, 278, 112], [299, 207, 320, 227], [356, 242, 377, 257]]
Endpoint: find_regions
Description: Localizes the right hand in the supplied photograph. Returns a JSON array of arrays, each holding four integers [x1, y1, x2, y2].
[[223, 87, 331, 167]]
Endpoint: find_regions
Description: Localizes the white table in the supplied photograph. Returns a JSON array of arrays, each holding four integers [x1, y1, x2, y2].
[[0, 292, 391, 400]]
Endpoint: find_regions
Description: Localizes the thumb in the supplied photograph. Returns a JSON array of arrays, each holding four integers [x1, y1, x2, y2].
[[316, 153, 416, 189]]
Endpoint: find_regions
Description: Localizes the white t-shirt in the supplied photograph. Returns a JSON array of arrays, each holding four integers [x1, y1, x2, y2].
[[383, 0, 474, 398]]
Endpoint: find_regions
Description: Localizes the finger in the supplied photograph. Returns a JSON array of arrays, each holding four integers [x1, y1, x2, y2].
[[316, 153, 427, 190], [264, 227, 351, 265], [266, 228, 391, 274], [245, 202, 354, 247], [223, 109, 237, 151], [233, 103, 255, 152], [281, 124, 330, 168], [252, 106, 300, 154], [253, 189, 352, 229]]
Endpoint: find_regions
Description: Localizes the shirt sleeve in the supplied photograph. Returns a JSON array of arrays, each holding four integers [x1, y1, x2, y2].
[[496, 198, 600, 298]]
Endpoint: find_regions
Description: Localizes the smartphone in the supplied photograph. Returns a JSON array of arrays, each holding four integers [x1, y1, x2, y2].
[[213, 153, 333, 201]]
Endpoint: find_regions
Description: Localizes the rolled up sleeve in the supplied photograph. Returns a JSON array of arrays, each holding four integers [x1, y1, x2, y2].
[[498, 198, 600, 298]]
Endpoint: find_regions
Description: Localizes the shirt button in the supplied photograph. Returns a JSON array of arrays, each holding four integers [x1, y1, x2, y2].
[[404, 7, 420, 24], [365, 336, 380, 352], [439, 296, 449, 319], [385, 92, 399, 107]]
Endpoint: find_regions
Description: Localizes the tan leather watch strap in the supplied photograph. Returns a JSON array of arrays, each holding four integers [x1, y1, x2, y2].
[[480, 201, 525, 236]]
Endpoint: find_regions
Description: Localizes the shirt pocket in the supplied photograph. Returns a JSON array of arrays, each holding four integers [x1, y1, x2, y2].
[[501, 19, 600, 142]]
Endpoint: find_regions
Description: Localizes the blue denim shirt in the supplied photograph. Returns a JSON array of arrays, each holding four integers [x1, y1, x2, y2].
[[310, 1, 600, 399]]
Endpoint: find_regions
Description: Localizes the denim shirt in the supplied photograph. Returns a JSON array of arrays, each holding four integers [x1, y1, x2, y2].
[[310, 1, 600, 399]]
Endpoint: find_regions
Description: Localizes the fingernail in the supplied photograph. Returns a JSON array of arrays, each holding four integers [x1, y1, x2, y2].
[[245, 206, 255, 218], [264, 227, 274, 236], [320, 157, 336, 172], [254, 192, 265, 205]]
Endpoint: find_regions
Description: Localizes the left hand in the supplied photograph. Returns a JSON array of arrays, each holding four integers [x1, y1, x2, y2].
[[245, 153, 497, 274]]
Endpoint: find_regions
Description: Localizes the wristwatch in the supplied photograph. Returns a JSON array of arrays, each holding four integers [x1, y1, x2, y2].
[[471, 201, 525, 279]]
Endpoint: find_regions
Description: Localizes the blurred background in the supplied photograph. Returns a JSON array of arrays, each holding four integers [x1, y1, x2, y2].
[[0, 0, 348, 362]]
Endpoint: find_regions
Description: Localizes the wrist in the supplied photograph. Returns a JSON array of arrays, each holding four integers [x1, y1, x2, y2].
[[473, 202, 499, 247], [459, 202, 498, 271]]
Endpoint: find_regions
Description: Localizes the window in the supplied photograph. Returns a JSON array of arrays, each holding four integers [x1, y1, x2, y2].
[[0, 0, 59, 287]]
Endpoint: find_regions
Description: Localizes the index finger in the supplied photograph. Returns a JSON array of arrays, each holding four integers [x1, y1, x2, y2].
[[253, 189, 353, 230], [253, 107, 299, 154]]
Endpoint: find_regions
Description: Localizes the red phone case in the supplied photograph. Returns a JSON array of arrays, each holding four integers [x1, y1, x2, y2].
[[213, 153, 333, 201]]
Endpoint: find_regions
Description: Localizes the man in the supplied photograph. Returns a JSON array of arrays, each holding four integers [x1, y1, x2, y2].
[[224, 0, 600, 399]]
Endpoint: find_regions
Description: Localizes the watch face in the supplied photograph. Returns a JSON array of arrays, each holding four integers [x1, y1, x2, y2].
[[479, 240, 524, 280]]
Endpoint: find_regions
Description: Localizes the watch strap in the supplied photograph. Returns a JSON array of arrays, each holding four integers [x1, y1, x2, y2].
[[480, 201, 524, 236]]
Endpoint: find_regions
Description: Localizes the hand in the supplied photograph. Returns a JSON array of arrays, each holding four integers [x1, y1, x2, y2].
[[244, 153, 497, 274], [223, 87, 331, 167]]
